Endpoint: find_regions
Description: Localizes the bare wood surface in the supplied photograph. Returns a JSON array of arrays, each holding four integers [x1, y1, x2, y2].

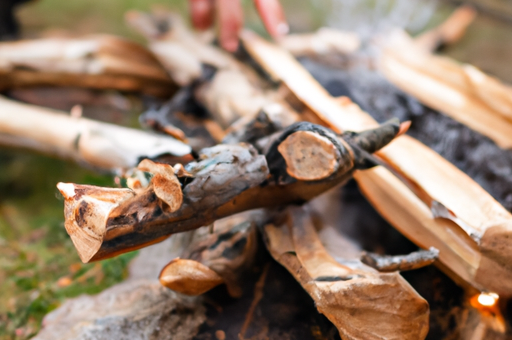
[[263, 207, 429, 340], [0, 96, 191, 171], [240, 30, 512, 296], [0, 36, 176, 97]]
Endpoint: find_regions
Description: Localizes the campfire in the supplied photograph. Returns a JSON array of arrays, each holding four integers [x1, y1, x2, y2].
[[2, 3, 512, 340]]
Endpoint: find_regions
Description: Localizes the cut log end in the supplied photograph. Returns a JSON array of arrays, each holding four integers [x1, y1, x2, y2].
[[277, 130, 339, 181], [159, 258, 224, 296], [57, 183, 135, 263]]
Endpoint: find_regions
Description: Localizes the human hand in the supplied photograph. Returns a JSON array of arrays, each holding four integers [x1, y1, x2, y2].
[[188, 0, 288, 52]]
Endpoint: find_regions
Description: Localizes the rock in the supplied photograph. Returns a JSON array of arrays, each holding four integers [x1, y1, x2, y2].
[[33, 279, 206, 340]]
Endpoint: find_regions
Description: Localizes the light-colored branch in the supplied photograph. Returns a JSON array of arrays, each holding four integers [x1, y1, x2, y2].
[[415, 5, 477, 52], [0, 96, 191, 171], [240, 30, 512, 296], [380, 30, 512, 149], [0, 35, 176, 97], [263, 207, 429, 340]]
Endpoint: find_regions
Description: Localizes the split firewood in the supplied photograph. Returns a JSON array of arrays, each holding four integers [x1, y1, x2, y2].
[[415, 5, 477, 52], [57, 120, 403, 263], [0, 96, 191, 171], [125, 9, 236, 86], [380, 29, 512, 149], [279, 28, 361, 57], [0, 35, 176, 97], [239, 31, 512, 297], [126, 9, 298, 129], [160, 211, 262, 297], [262, 207, 430, 340]]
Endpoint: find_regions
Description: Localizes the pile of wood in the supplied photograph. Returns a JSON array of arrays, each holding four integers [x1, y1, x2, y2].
[[3, 6, 512, 339]]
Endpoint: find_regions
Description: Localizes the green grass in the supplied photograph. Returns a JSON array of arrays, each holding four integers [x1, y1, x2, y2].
[[0, 151, 138, 340]]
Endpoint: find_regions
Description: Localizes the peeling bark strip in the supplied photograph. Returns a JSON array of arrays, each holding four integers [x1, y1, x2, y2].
[[240, 31, 512, 296], [0, 35, 177, 97], [58, 121, 402, 263], [0, 96, 191, 171], [263, 207, 429, 340]]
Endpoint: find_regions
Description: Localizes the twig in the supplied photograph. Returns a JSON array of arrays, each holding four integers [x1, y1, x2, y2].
[[361, 248, 439, 272]]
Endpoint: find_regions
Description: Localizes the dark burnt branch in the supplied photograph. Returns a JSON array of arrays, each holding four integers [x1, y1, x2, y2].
[[58, 121, 402, 263], [361, 248, 439, 273]]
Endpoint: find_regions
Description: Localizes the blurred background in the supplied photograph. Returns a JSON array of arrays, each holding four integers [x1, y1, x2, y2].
[[0, 0, 511, 338]]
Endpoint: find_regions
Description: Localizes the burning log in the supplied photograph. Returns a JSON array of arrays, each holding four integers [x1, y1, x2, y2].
[[0, 35, 176, 97], [239, 30, 512, 296], [57, 121, 402, 263], [263, 206, 430, 340], [0, 96, 191, 171], [160, 210, 261, 297], [380, 30, 512, 149]]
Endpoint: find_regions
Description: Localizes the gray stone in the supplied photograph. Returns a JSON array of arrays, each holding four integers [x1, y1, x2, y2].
[[33, 279, 205, 340]]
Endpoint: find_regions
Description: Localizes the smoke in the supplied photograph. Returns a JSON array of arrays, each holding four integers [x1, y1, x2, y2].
[[325, 0, 439, 40]]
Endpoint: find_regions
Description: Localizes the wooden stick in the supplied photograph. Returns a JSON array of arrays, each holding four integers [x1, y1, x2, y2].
[[0, 96, 191, 171], [263, 207, 429, 340], [415, 5, 477, 52], [239, 30, 512, 296], [0, 36, 177, 97], [57, 121, 401, 263], [380, 30, 512, 148]]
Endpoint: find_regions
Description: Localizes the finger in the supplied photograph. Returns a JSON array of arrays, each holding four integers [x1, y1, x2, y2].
[[189, 0, 215, 30], [217, 0, 243, 52], [254, 0, 288, 38]]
